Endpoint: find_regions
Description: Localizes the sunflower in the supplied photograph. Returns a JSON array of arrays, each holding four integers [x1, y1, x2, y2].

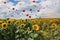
[[32, 24, 40, 31], [20, 24, 25, 29], [43, 22, 47, 27], [0, 18, 3, 21], [10, 19, 16, 22], [2, 23, 8, 29], [49, 20, 53, 23], [27, 27, 30, 32], [22, 19, 28, 23], [51, 23, 57, 28], [7, 20, 13, 25], [16, 20, 20, 25], [31, 20, 36, 24], [0, 21, 3, 24]]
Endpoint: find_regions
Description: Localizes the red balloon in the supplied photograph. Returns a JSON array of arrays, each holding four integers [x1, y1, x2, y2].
[[22, 10, 25, 12], [30, 9, 32, 11], [4, 2, 6, 4], [26, 14, 29, 16], [12, 8, 15, 10], [37, 10, 40, 12], [33, 1, 35, 3], [29, 16, 31, 18]]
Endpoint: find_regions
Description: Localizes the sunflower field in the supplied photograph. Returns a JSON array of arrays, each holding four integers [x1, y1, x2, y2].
[[0, 18, 60, 40]]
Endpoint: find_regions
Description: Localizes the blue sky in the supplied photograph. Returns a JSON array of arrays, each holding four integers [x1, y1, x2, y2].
[[0, 0, 60, 19], [9, 0, 41, 5], [9, 0, 18, 5]]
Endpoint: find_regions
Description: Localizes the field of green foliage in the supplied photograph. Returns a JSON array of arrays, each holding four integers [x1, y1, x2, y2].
[[0, 18, 60, 40]]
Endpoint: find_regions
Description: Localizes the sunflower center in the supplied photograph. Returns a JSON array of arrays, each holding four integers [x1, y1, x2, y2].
[[34, 26, 37, 29], [3, 24, 6, 27], [8, 21, 10, 23], [22, 25, 24, 27]]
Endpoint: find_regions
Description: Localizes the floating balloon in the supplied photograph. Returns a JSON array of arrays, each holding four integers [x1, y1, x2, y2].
[[37, 10, 40, 12], [12, 8, 15, 10], [4, 2, 6, 4], [29, 16, 31, 18], [26, 14, 29, 16], [30, 9, 32, 11], [33, 0, 35, 3], [22, 10, 25, 12]]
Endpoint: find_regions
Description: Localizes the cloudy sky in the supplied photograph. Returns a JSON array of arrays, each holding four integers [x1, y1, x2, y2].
[[0, 0, 60, 19]]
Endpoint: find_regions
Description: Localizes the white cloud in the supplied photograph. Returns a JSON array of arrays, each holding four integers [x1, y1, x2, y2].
[[0, 0, 60, 18], [37, 0, 60, 18], [14, 2, 29, 10]]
